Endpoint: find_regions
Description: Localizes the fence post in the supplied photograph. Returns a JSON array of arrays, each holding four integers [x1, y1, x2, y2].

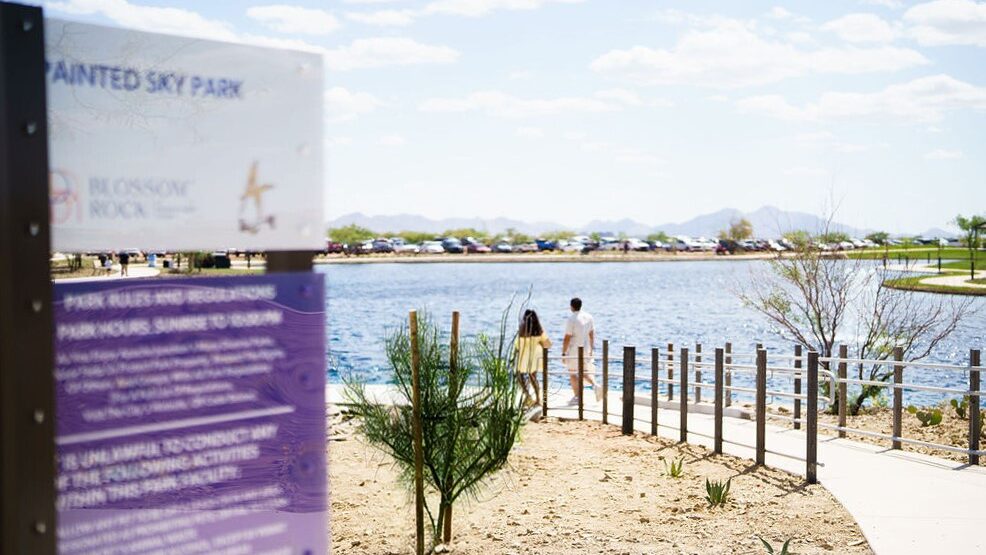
[[892, 347, 903, 450], [695, 343, 702, 403], [714, 348, 724, 454], [680, 347, 689, 443], [650, 348, 659, 436], [725, 342, 732, 407], [838, 345, 848, 438], [409, 311, 425, 555], [794, 345, 802, 431], [541, 347, 548, 418], [622, 346, 635, 435], [577, 346, 585, 421], [667, 342, 674, 401], [970, 349, 981, 466], [807, 351, 818, 484], [756, 348, 766, 465], [602, 340, 609, 425]]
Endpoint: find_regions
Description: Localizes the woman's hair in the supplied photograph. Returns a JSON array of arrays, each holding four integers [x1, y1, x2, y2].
[[519, 309, 543, 337]]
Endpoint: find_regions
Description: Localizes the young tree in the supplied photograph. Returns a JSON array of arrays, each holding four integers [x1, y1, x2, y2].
[[344, 310, 525, 548], [647, 231, 671, 244], [782, 230, 812, 249], [725, 218, 754, 241], [328, 224, 375, 245], [955, 214, 986, 280], [738, 243, 974, 414], [396, 230, 434, 245], [865, 231, 889, 246], [542, 230, 575, 243]]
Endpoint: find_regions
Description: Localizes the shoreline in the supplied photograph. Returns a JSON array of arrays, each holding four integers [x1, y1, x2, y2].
[[315, 251, 785, 265]]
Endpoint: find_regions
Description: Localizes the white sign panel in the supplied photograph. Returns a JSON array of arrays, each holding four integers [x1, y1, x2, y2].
[[46, 19, 323, 252]]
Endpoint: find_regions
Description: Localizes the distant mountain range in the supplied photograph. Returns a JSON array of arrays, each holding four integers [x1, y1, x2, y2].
[[326, 206, 956, 239]]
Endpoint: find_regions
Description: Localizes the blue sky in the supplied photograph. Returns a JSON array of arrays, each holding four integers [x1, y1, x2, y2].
[[38, 0, 986, 233]]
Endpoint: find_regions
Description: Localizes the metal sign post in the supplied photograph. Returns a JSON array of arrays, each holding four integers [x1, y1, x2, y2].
[[0, 3, 57, 554]]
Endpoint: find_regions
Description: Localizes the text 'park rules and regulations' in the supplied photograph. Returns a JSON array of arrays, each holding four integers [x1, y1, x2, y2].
[[53, 274, 326, 555]]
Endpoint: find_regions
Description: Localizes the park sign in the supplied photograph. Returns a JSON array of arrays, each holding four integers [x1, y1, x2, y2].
[[45, 18, 324, 252]]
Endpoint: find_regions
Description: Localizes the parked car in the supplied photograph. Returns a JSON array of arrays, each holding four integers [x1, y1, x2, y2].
[[559, 240, 585, 253], [420, 241, 445, 254], [371, 238, 394, 253], [648, 240, 669, 251], [440, 237, 464, 253], [493, 241, 514, 253], [325, 241, 344, 254], [626, 238, 650, 251], [767, 240, 787, 252], [462, 237, 491, 253], [535, 238, 558, 251], [391, 238, 420, 254]]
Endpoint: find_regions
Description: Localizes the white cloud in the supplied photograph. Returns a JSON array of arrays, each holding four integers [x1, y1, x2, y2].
[[46, 0, 236, 40], [736, 74, 986, 123], [378, 134, 406, 146], [821, 13, 899, 43], [423, 0, 584, 18], [508, 70, 535, 80], [325, 87, 384, 122], [346, 9, 417, 26], [515, 126, 544, 138], [925, 148, 963, 159], [419, 91, 619, 117], [765, 6, 810, 23], [904, 0, 986, 46], [324, 38, 459, 70], [246, 4, 341, 35], [862, 0, 904, 8], [793, 131, 885, 153], [590, 18, 927, 88]]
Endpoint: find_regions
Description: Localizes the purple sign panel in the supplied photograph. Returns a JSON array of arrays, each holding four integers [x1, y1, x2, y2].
[[53, 274, 327, 555]]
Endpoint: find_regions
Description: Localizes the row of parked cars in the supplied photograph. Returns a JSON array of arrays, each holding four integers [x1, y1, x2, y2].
[[324, 234, 955, 257]]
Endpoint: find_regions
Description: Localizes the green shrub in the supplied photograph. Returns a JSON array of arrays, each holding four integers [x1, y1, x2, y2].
[[907, 405, 943, 427], [664, 456, 684, 478], [705, 477, 731, 508]]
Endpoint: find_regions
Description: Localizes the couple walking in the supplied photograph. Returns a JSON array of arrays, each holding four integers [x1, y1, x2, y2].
[[514, 297, 601, 407]]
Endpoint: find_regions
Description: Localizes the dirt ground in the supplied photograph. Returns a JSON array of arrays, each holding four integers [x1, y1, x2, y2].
[[765, 402, 982, 465], [329, 416, 870, 554]]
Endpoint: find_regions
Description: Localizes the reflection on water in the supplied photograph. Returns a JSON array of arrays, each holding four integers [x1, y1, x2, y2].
[[322, 260, 984, 405]]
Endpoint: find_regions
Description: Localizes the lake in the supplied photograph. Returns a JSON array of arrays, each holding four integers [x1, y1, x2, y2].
[[321, 260, 985, 406]]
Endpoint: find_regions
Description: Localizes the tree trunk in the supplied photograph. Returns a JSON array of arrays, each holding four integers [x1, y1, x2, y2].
[[443, 504, 452, 543]]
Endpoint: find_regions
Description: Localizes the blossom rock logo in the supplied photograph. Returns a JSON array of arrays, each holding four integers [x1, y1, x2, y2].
[[239, 161, 275, 234], [50, 169, 81, 225]]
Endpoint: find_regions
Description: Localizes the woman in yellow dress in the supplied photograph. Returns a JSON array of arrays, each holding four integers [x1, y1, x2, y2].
[[515, 309, 551, 408]]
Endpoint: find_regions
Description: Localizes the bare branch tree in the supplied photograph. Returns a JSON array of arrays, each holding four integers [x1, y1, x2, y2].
[[738, 239, 977, 414]]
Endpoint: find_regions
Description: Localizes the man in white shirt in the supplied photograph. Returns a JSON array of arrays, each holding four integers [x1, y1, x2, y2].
[[562, 297, 601, 403]]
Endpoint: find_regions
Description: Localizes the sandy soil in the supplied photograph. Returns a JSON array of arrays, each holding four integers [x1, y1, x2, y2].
[[765, 402, 982, 465], [330, 416, 870, 554]]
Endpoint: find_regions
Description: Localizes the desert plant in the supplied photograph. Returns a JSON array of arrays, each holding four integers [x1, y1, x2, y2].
[[344, 308, 525, 548], [758, 536, 793, 554], [907, 405, 943, 427], [665, 456, 685, 478], [705, 477, 731, 508], [951, 397, 969, 419]]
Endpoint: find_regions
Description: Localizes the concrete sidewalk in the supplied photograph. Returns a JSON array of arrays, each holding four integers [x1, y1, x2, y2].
[[329, 384, 986, 554]]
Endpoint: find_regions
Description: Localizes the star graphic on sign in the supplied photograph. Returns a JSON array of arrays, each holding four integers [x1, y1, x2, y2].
[[239, 161, 276, 234]]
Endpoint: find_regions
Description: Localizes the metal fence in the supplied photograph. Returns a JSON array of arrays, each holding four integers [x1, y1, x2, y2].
[[538, 341, 984, 483]]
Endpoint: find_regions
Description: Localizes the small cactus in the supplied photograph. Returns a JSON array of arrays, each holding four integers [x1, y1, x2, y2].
[[907, 405, 943, 427], [705, 477, 731, 508], [665, 456, 684, 478], [950, 397, 969, 419]]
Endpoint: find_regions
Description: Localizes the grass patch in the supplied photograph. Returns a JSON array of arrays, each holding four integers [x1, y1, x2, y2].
[[884, 276, 986, 296], [850, 247, 986, 262], [969, 278, 986, 285], [164, 268, 263, 277]]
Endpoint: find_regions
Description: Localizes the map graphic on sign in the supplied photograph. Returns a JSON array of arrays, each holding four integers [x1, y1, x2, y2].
[[44, 18, 323, 252]]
